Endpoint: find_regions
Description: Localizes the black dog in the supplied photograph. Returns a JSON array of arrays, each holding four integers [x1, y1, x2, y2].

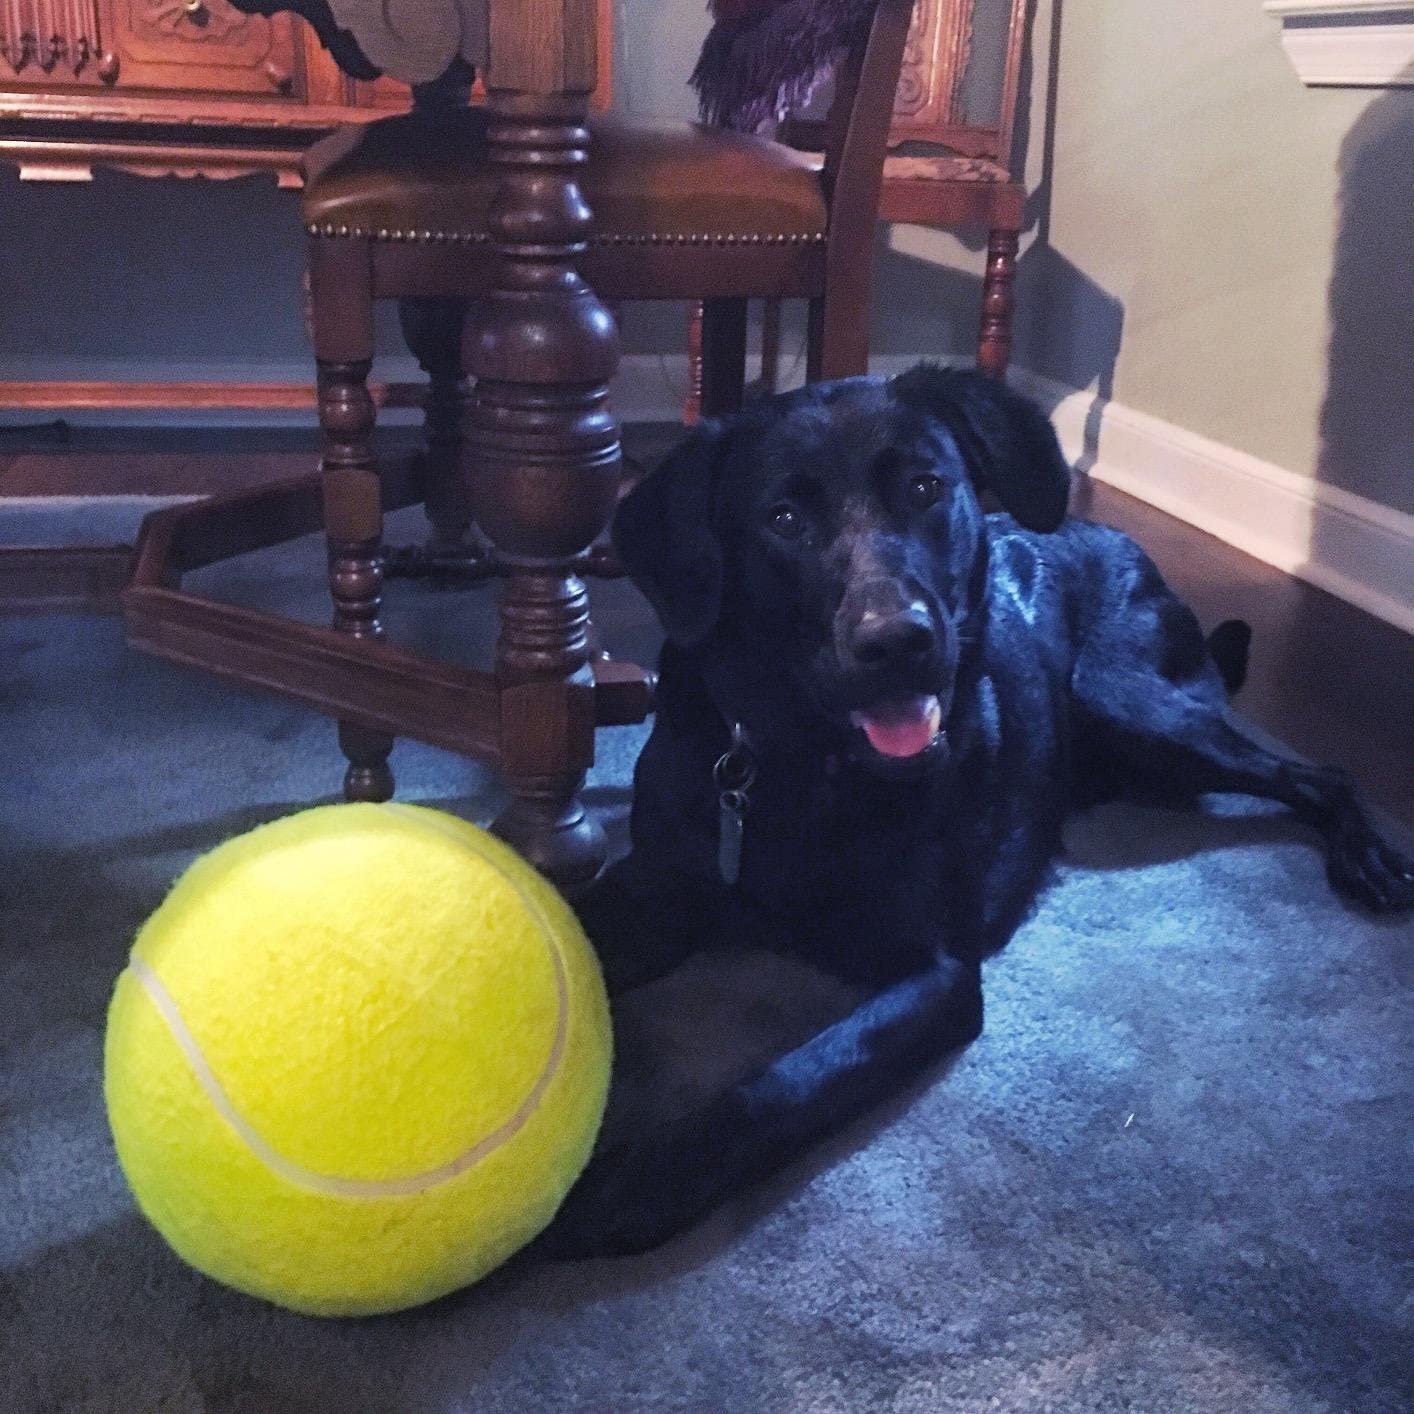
[[543, 365, 1413, 1258]]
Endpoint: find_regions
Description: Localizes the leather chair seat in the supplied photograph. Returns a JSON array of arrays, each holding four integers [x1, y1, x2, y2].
[[302, 108, 829, 248]]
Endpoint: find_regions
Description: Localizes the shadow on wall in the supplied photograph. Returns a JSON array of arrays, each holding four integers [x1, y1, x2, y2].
[[870, 0, 1043, 361], [1014, 247, 1124, 479], [1316, 67, 1414, 521], [1008, 0, 1124, 478], [868, 239, 1003, 359], [1248, 68, 1414, 796], [866, 0, 1131, 385]]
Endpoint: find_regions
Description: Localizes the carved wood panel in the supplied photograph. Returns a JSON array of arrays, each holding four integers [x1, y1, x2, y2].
[[893, 0, 950, 126], [139, 0, 253, 43], [889, 0, 1023, 163], [0, 0, 118, 86]]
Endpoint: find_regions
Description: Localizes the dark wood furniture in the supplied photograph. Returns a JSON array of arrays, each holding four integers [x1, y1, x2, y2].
[[0, 1, 607, 614], [868, 0, 1028, 375], [0, 2, 388, 188], [298, 1, 915, 389], [120, 0, 917, 892], [686, 0, 1026, 418], [0, 0, 613, 182], [0, 0, 613, 416]]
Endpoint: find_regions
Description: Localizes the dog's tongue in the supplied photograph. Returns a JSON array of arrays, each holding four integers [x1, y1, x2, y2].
[[851, 695, 942, 758]]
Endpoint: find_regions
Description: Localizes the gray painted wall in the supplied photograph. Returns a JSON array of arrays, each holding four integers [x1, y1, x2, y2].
[[1012, 0, 1413, 517]]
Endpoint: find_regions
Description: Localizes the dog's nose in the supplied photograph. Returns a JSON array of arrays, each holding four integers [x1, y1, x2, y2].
[[849, 604, 934, 666]]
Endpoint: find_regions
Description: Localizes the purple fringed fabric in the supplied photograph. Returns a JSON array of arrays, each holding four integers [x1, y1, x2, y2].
[[690, 0, 878, 132]]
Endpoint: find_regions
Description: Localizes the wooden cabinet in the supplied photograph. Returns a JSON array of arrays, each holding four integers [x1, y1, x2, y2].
[[0, 0, 612, 185]]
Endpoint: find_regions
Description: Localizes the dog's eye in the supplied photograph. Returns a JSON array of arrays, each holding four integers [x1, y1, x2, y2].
[[769, 504, 805, 540], [907, 475, 944, 510]]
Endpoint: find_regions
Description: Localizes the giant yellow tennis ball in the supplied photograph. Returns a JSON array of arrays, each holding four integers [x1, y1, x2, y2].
[[104, 802, 611, 1317]]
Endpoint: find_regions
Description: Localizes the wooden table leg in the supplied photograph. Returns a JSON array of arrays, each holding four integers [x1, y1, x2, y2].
[[466, 14, 621, 892]]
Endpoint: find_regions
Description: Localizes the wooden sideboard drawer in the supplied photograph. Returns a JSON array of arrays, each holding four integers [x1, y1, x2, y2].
[[0, 0, 613, 184], [105, 0, 305, 100], [1, 1, 302, 99]]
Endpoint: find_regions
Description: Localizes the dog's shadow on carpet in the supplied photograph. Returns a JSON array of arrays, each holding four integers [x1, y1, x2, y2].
[[4, 1213, 492, 1413], [503, 1020, 972, 1314]]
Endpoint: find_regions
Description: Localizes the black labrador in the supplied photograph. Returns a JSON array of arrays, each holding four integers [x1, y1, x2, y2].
[[543, 365, 1413, 1258]]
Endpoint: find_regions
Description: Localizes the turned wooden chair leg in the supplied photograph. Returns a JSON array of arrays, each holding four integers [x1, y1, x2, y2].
[[310, 235, 395, 803], [338, 721, 395, 801], [700, 299, 749, 418], [398, 297, 474, 553], [685, 299, 705, 426], [977, 226, 1019, 378], [317, 354, 395, 803]]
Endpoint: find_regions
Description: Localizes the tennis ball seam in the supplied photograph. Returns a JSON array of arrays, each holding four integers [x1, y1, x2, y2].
[[125, 806, 572, 1200]]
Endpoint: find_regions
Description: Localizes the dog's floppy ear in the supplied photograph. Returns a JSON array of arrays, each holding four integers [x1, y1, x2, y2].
[[890, 364, 1071, 531], [611, 420, 727, 647]]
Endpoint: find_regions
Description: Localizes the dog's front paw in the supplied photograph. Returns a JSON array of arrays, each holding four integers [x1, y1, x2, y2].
[[1327, 821, 1414, 913], [538, 1136, 719, 1260]]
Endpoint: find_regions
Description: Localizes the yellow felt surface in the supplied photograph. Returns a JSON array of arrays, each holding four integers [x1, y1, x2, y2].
[[104, 804, 611, 1317]]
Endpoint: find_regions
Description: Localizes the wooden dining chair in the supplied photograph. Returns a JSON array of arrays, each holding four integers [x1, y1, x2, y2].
[[687, 0, 1028, 417], [126, 0, 917, 890]]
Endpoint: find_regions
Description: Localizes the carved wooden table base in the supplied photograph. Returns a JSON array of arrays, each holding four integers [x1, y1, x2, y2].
[[122, 464, 654, 821]]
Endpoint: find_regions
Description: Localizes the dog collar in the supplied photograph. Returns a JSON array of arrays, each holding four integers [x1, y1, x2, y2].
[[708, 713, 875, 885]]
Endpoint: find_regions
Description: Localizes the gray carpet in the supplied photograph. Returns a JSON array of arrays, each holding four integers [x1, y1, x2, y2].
[[2, 504, 1412, 1413]]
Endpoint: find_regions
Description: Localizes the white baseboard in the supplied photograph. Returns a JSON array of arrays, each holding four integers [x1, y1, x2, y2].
[[1012, 370, 1414, 635]]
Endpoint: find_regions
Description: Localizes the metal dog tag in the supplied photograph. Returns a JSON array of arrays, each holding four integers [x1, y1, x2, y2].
[[713, 722, 757, 887], [718, 789, 749, 886]]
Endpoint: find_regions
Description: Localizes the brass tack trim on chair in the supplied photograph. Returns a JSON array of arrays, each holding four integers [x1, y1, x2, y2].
[[308, 223, 492, 243], [306, 222, 825, 247], [591, 231, 827, 246]]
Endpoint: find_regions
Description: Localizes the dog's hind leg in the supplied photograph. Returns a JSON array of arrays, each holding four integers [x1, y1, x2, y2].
[[1072, 657, 1413, 913], [538, 952, 983, 1257], [1205, 618, 1251, 697]]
